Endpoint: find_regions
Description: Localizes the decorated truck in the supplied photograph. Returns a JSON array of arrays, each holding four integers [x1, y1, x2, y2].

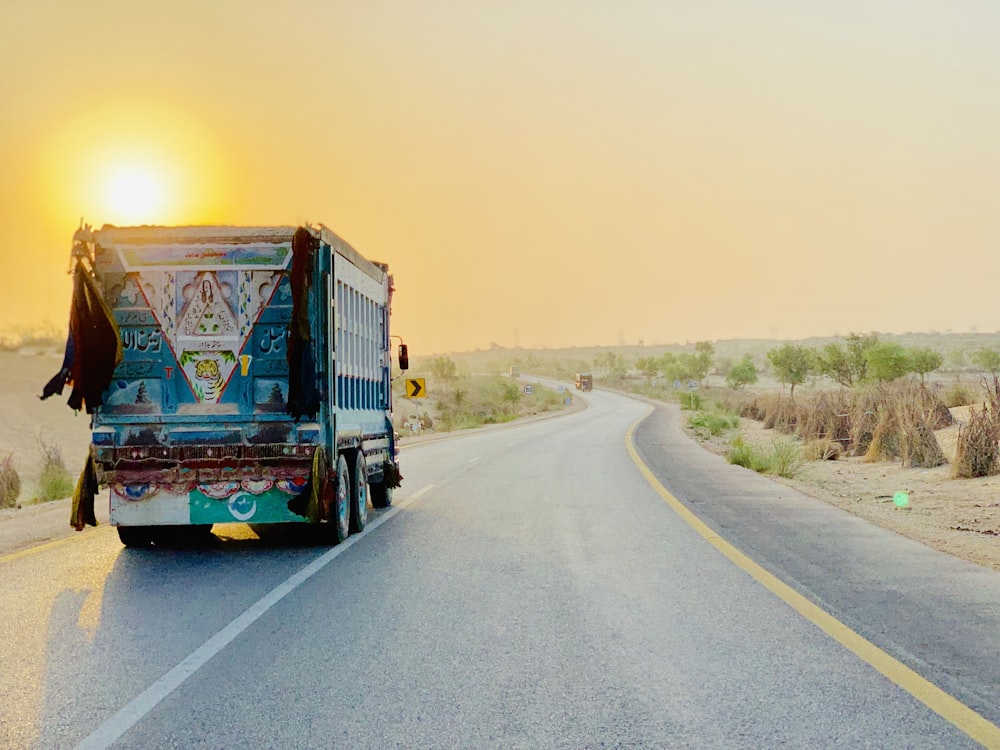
[[43, 223, 407, 547]]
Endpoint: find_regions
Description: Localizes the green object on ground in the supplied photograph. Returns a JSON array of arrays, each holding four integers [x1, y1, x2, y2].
[[892, 491, 910, 508]]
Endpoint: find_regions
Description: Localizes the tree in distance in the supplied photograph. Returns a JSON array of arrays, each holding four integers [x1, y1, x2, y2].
[[909, 347, 944, 385], [767, 344, 814, 398], [693, 341, 715, 385], [815, 332, 879, 387], [726, 354, 758, 389], [970, 348, 1000, 377], [427, 356, 459, 382], [635, 356, 660, 382], [865, 342, 913, 383]]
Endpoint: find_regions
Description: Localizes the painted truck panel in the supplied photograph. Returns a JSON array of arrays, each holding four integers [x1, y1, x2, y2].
[[84, 224, 400, 532]]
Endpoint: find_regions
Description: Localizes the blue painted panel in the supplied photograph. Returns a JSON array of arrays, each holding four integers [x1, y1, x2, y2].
[[169, 426, 243, 444], [253, 358, 288, 376], [258, 305, 292, 324], [252, 325, 287, 358], [106, 378, 163, 413], [255, 379, 287, 412]]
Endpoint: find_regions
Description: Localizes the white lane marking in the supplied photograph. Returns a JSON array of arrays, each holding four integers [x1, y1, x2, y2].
[[467, 456, 482, 464], [405, 484, 434, 503], [76, 484, 435, 750]]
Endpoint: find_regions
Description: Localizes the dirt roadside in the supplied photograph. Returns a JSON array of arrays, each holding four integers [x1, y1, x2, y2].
[[682, 403, 1000, 571]]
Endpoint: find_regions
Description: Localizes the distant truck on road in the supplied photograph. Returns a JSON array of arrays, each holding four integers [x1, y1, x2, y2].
[[574, 372, 593, 391], [46, 223, 407, 547]]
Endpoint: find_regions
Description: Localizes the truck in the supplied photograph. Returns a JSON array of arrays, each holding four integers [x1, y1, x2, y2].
[[574, 372, 593, 391], [46, 223, 407, 547]]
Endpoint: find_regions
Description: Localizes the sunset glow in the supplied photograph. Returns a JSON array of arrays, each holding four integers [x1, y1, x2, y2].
[[102, 163, 167, 225], [31, 98, 234, 239], [3, 3, 1000, 354]]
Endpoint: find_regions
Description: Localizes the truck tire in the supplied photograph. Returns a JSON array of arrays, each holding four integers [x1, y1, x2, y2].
[[370, 480, 393, 509], [320, 453, 351, 544], [117, 526, 156, 548], [348, 450, 368, 533]]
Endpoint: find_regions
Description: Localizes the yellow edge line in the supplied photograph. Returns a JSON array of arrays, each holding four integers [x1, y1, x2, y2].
[[0, 525, 108, 565], [626, 417, 1000, 749]]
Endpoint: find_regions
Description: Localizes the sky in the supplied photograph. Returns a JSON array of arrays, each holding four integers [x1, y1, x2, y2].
[[2, 1, 999, 355]]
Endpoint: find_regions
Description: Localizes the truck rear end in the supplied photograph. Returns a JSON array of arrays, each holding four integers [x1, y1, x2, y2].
[[75, 224, 402, 546]]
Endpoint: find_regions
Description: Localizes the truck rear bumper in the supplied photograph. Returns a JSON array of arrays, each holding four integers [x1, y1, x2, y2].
[[110, 478, 310, 526]]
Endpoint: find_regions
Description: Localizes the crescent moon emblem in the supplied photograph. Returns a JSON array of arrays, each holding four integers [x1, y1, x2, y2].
[[227, 492, 258, 521]]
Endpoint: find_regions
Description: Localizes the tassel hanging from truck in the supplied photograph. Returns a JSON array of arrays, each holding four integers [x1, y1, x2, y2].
[[286, 227, 321, 420], [40, 237, 123, 413]]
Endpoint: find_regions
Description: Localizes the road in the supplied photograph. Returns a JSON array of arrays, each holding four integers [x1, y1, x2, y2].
[[1, 385, 998, 748]]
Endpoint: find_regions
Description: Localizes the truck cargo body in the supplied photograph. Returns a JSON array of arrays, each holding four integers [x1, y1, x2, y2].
[[86, 224, 399, 542]]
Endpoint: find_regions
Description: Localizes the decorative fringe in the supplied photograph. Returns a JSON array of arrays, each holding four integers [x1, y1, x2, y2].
[[71, 454, 99, 531], [288, 446, 325, 520], [41, 257, 123, 413], [382, 460, 403, 489], [285, 227, 320, 420]]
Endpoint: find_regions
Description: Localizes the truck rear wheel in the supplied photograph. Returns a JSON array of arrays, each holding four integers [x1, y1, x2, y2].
[[348, 450, 368, 533], [318, 453, 351, 544]]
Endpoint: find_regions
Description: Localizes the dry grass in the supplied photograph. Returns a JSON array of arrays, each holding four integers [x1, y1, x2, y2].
[[952, 376, 1000, 478], [0, 453, 20, 508], [742, 383, 951, 466]]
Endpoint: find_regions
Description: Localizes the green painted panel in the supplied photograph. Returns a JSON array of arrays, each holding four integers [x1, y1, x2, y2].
[[189, 487, 307, 525]]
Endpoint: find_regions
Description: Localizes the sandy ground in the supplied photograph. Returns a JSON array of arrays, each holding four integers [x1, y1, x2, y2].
[[684, 404, 1000, 571], [0, 350, 92, 502]]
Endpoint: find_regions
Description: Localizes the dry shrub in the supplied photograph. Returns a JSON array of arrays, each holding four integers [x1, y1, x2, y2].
[[953, 376, 1000, 478], [795, 392, 832, 442], [803, 438, 842, 461], [953, 405, 1000, 478], [909, 384, 954, 429], [929, 400, 955, 429], [761, 395, 800, 433], [942, 382, 978, 408], [0, 453, 20, 508], [865, 402, 902, 463], [759, 393, 782, 429], [737, 396, 765, 420], [736, 380, 957, 468], [901, 419, 947, 468], [37, 438, 74, 502], [898, 399, 947, 469], [796, 391, 853, 447], [887, 383, 948, 468], [850, 389, 882, 457]]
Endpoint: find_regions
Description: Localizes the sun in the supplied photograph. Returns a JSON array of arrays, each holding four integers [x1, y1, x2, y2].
[[37, 98, 237, 230], [104, 164, 166, 225]]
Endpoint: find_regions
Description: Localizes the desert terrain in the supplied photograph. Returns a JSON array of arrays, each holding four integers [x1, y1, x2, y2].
[[0, 351, 91, 504], [684, 402, 1000, 571]]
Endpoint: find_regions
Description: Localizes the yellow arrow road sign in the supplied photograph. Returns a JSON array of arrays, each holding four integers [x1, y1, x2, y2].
[[406, 378, 426, 398]]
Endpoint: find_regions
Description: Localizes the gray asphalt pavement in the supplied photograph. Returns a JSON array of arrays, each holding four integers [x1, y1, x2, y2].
[[0, 386, 995, 748], [633, 400, 1000, 728]]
